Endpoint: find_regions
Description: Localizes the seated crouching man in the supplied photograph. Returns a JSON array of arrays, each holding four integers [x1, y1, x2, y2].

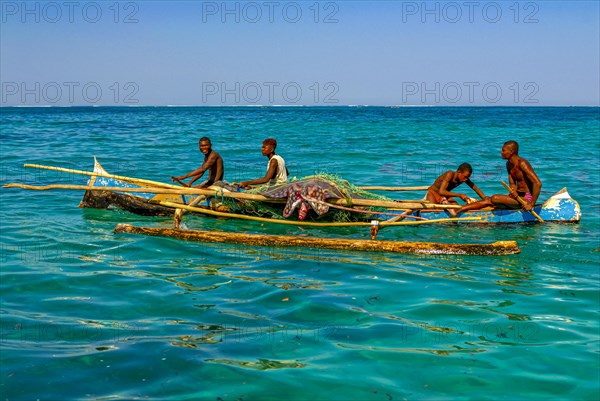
[[239, 138, 288, 189], [426, 163, 486, 216]]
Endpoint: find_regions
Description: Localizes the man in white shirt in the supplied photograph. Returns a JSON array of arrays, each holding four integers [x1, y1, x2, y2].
[[239, 138, 288, 189]]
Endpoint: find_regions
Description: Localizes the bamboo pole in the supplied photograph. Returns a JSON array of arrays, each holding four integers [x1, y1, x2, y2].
[[2, 183, 287, 203], [359, 186, 429, 191], [3, 182, 460, 210], [500, 181, 544, 223], [300, 194, 426, 219], [2, 183, 224, 196], [24, 163, 180, 189], [328, 197, 460, 209], [3, 183, 191, 194], [24, 164, 431, 194], [114, 224, 520, 256], [159, 201, 483, 227]]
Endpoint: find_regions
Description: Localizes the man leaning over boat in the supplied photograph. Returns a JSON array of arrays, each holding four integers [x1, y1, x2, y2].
[[385, 162, 486, 221], [238, 138, 288, 189], [171, 137, 224, 188], [426, 163, 486, 207]]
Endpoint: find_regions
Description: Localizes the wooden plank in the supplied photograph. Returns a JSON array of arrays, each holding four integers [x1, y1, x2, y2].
[[500, 181, 544, 223], [2, 183, 282, 201], [359, 186, 429, 191], [114, 224, 521, 256], [159, 201, 482, 226]]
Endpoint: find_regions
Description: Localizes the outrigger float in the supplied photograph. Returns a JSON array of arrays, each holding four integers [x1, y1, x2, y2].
[[114, 224, 520, 256], [1, 159, 582, 256]]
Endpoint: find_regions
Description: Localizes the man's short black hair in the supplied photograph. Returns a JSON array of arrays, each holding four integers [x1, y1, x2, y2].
[[458, 163, 473, 174], [263, 138, 277, 149], [504, 140, 519, 153]]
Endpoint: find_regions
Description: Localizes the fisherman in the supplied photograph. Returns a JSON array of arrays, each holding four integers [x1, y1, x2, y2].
[[239, 138, 288, 189], [456, 140, 542, 213], [171, 137, 224, 188], [426, 163, 486, 206]]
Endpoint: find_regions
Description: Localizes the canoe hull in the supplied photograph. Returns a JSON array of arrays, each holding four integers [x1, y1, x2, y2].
[[408, 191, 581, 224], [79, 158, 184, 216], [80, 189, 176, 216]]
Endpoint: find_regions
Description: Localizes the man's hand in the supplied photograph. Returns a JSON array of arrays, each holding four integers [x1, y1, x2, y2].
[[459, 194, 470, 202], [522, 201, 533, 211], [171, 176, 188, 187]]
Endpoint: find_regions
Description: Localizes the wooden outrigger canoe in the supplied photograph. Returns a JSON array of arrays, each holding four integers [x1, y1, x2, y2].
[[3, 159, 581, 256], [1, 159, 524, 256], [4, 159, 580, 225], [76, 158, 581, 225]]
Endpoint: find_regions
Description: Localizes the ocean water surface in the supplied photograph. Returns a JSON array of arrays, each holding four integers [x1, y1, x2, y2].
[[0, 106, 599, 400]]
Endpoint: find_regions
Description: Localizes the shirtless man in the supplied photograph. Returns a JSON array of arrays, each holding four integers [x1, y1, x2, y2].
[[171, 137, 224, 188], [426, 163, 486, 205], [239, 138, 288, 189], [457, 140, 542, 213]]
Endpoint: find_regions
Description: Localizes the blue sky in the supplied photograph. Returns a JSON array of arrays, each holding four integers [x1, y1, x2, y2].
[[1, 0, 599, 106]]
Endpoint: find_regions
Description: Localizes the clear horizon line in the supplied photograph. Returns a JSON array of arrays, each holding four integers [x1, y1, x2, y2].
[[1, 104, 599, 108]]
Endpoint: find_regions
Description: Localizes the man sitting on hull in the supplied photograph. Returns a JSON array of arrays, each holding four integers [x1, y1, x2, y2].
[[457, 140, 542, 214]]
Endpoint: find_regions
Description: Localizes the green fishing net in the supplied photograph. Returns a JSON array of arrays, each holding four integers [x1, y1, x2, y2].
[[223, 173, 394, 222]]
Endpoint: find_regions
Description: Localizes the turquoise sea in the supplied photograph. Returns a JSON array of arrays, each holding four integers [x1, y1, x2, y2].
[[1, 106, 599, 400]]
